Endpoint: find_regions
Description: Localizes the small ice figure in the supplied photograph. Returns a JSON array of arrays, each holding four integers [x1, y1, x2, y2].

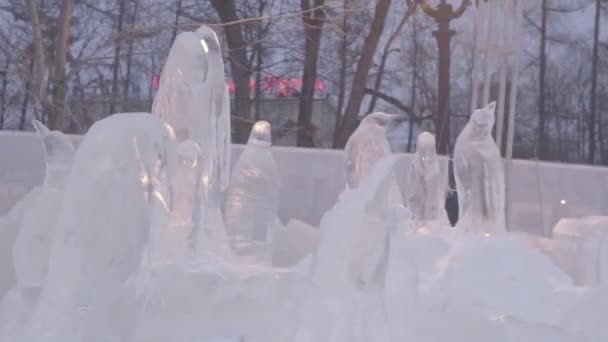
[[32, 120, 76, 189], [13, 121, 75, 289], [152, 25, 231, 193], [453, 101, 506, 233], [406, 132, 449, 229], [344, 112, 405, 189], [223, 121, 280, 261], [21, 113, 177, 342]]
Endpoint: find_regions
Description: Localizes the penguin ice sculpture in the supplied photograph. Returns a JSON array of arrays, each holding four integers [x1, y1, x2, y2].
[[344, 113, 405, 189], [223, 121, 280, 261], [406, 132, 449, 229], [21, 113, 177, 342], [453, 102, 506, 234], [152, 25, 231, 193]]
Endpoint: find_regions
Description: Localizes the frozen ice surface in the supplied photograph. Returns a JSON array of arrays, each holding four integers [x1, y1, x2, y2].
[[271, 219, 319, 268], [152, 25, 231, 192], [453, 101, 506, 233], [20, 113, 177, 342], [552, 216, 608, 286], [406, 132, 449, 229], [275, 156, 403, 342], [344, 113, 404, 189], [223, 121, 280, 261]]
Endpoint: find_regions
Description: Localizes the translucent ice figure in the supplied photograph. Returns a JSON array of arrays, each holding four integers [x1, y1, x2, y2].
[[32, 120, 76, 189], [453, 101, 506, 233], [282, 156, 402, 342], [406, 132, 449, 229], [0, 121, 76, 340], [152, 25, 231, 193], [12, 121, 76, 288], [223, 121, 280, 262], [344, 113, 405, 189], [21, 113, 177, 342]]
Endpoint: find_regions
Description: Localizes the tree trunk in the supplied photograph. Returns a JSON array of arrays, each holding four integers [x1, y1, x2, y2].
[[123, 0, 139, 106], [19, 60, 34, 130], [24, 0, 46, 119], [211, 0, 252, 143], [0, 58, 9, 129], [588, 0, 601, 164], [109, 0, 126, 115], [408, 13, 419, 153], [367, 5, 415, 114], [170, 0, 182, 45], [537, 0, 548, 159], [332, 0, 349, 147], [297, 0, 326, 147], [49, 0, 73, 130], [335, 0, 392, 148]]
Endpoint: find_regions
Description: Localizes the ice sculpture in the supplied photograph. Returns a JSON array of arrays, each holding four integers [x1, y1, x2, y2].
[[453, 101, 506, 233], [13, 121, 75, 289], [344, 112, 405, 189], [0, 122, 76, 340], [32, 120, 76, 189], [21, 113, 177, 342], [406, 132, 449, 229], [152, 25, 231, 193], [283, 156, 402, 342], [223, 121, 280, 261]]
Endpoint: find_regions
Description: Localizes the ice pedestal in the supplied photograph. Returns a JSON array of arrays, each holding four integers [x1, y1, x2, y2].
[[552, 216, 608, 286], [135, 263, 302, 341]]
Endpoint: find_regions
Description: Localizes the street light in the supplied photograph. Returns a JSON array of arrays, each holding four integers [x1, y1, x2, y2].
[[419, 0, 472, 155]]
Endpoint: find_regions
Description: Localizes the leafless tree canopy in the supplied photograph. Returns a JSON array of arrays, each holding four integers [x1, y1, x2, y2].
[[0, 0, 606, 165]]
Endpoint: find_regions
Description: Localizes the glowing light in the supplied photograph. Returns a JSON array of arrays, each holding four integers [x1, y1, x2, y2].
[[139, 172, 150, 186], [152, 190, 169, 212], [560, 199, 567, 205], [200, 39, 209, 53], [483, 233, 491, 238], [164, 123, 176, 140]]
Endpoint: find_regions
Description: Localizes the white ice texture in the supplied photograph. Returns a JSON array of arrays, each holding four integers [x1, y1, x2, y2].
[[284, 156, 403, 342], [406, 132, 449, 228], [453, 101, 506, 233], [20, 113, 177, 342], [151, 25, 231, 193], [13, 121, 75, 289], [223, 121, 280, 261], [344, 113, 405, 189]]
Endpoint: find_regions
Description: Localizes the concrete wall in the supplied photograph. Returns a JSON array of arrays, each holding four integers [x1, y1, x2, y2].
[[2, 131, 608, 236]]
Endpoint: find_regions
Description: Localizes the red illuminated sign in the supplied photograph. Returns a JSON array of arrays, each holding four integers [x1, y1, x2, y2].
[[153, 73, 324, 96], [226, 75, 324, 95]]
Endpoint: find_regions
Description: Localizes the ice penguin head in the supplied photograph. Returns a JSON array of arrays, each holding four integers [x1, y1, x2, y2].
[[469, 101, 496, 141], [157, 25, 223, 88], [247, 120, 272, 147], [345, 112, 405, 189], [32, 120, 76, 189], [415, 132, 440, 176]]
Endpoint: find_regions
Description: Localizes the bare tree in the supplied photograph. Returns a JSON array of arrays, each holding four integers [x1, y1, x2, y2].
[[49, 0, 74, 129], [334, 0, 392, 148], [588, 0, 601, 163], [24, 0, 47, 118], [297, 0, 326, 147], [210, 0, 253, 143]]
